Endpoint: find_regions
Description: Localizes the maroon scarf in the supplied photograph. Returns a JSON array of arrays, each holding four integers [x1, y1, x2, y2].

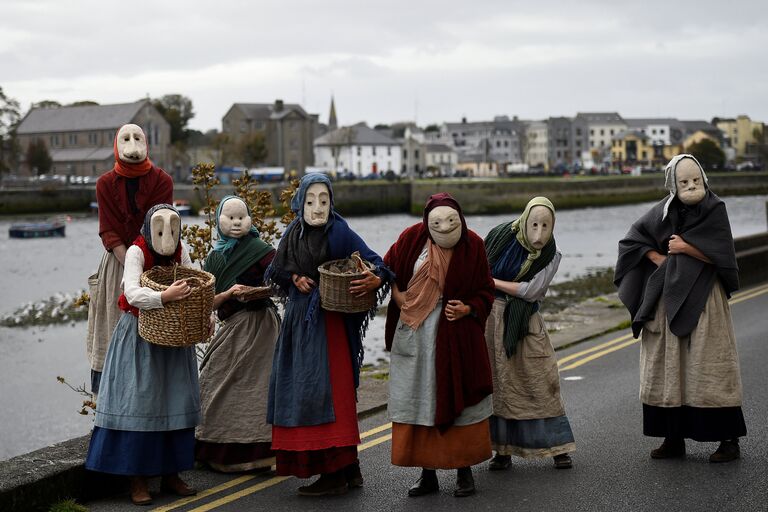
[[384, 193, 495, 428]]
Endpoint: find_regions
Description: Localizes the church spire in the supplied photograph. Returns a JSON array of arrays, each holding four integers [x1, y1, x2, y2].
[[329, 95, 338, 131]]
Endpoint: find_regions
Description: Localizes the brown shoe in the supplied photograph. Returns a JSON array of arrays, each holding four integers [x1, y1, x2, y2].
[[344, 462, 364, 488], [488, 454, 512, 471], [709, 439, 740, 463], [129, 476, 152, 506], [161, 474, 197, 496], [650, 438, 685, 459], [553, 453, 573, 469], [297, 471, 348, 496]]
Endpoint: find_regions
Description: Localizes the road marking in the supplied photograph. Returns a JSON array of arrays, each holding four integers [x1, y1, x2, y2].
[[184, 434, 394, 512], [154, 281, 768, 511], [559, 338, 639, 371], [556, 333, 633, 367], [153, 424, 394, 511]]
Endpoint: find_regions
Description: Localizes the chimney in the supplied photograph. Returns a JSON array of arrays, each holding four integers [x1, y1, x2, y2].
[[461, 116, 467, 124], [274, 99, 284, 112]]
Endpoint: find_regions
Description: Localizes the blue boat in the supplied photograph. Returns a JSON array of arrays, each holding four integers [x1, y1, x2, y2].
[[9, 221, 66, 238]]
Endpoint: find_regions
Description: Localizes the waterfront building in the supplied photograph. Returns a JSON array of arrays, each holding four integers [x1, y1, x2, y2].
[[611, 130, 655, 167], [313, 123, 402, 177], [15, 100, 171, 178], [424, 143, 458, 176], [523, 120, 549, 170], [575, 112, 627, 163], [221, 100, 318, 175], [715, 115, 764, 161], [426, 115, 524, 174]]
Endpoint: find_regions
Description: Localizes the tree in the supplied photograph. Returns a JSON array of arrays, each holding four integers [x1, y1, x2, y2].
[[32, 100, 62, 109], [374, 124, 390, 130], [0, 87, 21, 174], [26, 138, 52, 175], [686, 138, 725, 171], [424, 124, 440, 133], [68, 100, 100, 107], [237, 132, 268, 167], [152, 94, 195, 146]]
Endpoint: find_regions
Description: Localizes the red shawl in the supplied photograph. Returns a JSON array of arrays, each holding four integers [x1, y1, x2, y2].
[[118, 235, 182, 317], [384, 193, 495, 428], [96, 166, 173, 251]]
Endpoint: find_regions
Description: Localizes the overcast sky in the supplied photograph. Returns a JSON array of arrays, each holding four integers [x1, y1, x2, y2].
[[3, 0, 767, 131]]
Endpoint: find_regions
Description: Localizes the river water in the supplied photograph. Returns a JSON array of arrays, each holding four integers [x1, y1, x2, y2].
[[0, 195, 766, 460]]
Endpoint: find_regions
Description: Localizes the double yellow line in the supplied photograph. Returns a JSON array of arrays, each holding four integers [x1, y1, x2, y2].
[[154, 281, 768, 511], [151, 423, 394, 512], [556, 282, 768, 372]]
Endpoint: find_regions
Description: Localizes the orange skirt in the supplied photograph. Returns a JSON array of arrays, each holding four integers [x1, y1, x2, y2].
[[391, 420, 491, 469]]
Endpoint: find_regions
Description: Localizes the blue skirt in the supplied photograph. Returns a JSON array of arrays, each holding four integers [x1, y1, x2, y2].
[[86, 426, 195, 475], [490, 415, 576, 458]]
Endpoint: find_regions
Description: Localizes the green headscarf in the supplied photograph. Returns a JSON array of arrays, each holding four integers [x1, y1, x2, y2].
[[509, 196, 556, 280]]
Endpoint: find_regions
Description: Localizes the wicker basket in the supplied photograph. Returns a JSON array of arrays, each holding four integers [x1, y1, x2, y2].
[[138, 265, 215, 346], [318, 258, 377, 313]]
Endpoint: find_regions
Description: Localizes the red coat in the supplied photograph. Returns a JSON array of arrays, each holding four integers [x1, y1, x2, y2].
[[385, 222, 495, 428], [96, 166, 173, 251]]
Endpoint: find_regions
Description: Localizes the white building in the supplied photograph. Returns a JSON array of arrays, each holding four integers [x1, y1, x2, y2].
[[424, 144, 458, 176], [524, 120, 549, 169], [575, 112, 627, 158], [314, 123, 401, 177]]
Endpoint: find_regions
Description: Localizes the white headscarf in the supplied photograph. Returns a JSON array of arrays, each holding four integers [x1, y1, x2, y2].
[[662, 154, 709, 221]]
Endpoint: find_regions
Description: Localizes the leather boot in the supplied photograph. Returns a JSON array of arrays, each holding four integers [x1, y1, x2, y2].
[[344, 461, 364, 488], [161, 474, 197, 496], [297, 470, 348, 496], [650, 438, 685, 459], [709, 439, 740, 463], [454, 466, 475, 497], [129, 476, 152, 506], [553, 453, 573, 469], [408, 468, 439, 497], [489, 453, 512, 471]]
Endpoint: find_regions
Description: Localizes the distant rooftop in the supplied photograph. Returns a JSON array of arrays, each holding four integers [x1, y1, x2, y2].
[[17, 100, 149, 134], [231, 102, 309, 120], [314, 123, 399, 146], [575, 112, 625, 123]]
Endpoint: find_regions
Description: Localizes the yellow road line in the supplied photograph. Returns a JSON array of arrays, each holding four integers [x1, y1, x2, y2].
[[556, 333, 633, 367], [153, 424, 394, 511], [361, 422, 392, 439], [186, 434, 394, 512], [559, 338, 639, 371], [730, 284, 768, 305], [150, 475, 257, 512]]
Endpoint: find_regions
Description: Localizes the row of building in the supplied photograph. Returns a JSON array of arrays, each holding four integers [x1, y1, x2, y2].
[[11, 97, 766, 178]]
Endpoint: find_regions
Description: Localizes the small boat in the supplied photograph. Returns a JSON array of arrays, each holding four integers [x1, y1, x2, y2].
[[173, 199, 192, 216], [9, 221, 66, 238]]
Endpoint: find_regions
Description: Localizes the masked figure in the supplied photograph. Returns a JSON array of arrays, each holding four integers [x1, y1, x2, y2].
[[87, 124, 173, 398], [85, 204, 201, 505], [195, 196, 279, 472], [483, 196, 576, 471], [385, 193, 495, 498], [615, 154, 745, 462], [266, 174, 393, 496]]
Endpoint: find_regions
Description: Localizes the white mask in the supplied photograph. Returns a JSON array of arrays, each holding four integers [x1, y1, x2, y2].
[[116, 124, 148, 164], [675, 159, 706, 206], [219, 198, 252, 239], [150, 209, 180, 256], [525, 205, 554, 250], [428, 206, 462, 249], [303, 183, 331, 226]]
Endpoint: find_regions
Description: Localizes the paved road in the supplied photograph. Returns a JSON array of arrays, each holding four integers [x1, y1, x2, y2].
[[89, 283, 768, 512]]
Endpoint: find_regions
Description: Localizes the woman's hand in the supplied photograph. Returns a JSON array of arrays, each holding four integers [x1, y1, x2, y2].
[[292, 274, 315, 294], [668, 235, 688, 255], [349, 270, 382, 297], [228, 284, 248, 302], [391, 284, 406, 308], [445, 299, 471, 321], [161, 279, 191, 303], [645, 249, 667, 268]]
